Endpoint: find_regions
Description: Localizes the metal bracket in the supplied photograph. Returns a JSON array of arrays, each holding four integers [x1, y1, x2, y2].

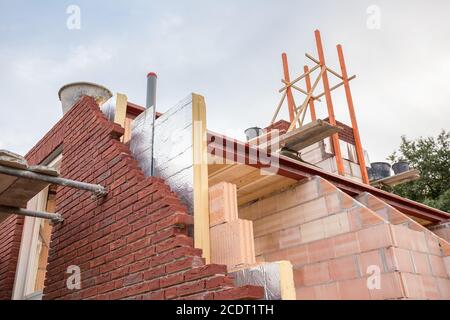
[[0, 164, 108, 198], [0, 206, 64, 224]]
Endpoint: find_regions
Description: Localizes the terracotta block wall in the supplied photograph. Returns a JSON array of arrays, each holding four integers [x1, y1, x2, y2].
[[428, 221, 450, 243], [239, 176, 450, 299], [17, 96, 263, 300], [0, 215, 24, 300], [357, 193, 450, 298]]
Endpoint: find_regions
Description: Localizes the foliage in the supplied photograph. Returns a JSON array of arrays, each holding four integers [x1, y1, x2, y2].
[[388, 130, 450, 212]]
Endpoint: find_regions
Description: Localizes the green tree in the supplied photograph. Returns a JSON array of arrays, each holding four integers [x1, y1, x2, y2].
[[388, 130, 450, 213]]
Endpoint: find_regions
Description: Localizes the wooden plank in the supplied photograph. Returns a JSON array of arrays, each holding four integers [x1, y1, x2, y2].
[[0, 173, 18, 194], [0, 178, 49, 207], [267, 119, 342, 152], [28, 165, 59, 177], [0, 150, 27, 169], [209, 164, 254, 187], [237, 176, 297, 206], [371, 169, 420, 187], [192, 93, 211, 263], [278, 261, 296, 300]]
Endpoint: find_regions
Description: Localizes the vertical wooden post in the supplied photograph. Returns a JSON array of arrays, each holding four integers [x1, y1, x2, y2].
[[192, 93, 210, 263], [337, 44, 370, 184], [304, 65, 317, 121], [314, 30, 345, 176], [282, 53, 297, 123]]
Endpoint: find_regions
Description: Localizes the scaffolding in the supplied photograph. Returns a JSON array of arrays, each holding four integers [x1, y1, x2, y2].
[[271, 30, 369, 184]]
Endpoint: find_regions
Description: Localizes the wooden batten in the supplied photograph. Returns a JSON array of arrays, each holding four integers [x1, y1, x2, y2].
[[192, 93, 211, 263]]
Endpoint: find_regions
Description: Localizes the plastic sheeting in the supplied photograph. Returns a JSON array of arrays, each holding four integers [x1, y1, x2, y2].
[[130, 94, 194, 213], [100, 95, 118, 122], [230, 263, 283, 300]]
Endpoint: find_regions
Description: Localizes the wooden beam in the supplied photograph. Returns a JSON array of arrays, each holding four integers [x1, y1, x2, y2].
[[281, 53, 297, 122], [271, 91, 287, 124], [287, 67, 325, 132], [281, 79, 321, 101], [371, 169, 420, 187], [305, 53, 343, 80], [113, 93, 128, 142], [314, 30, 345, 176], [304, 65, 317, 122], [278, 64, 320, 93], [269, 119, 342, 152], [192, 93, 210, 263], [315, 75, 356, 99], [337, 44, 369, 184]]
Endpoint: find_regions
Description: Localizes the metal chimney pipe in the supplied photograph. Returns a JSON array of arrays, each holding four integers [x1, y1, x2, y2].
[[146, 72, 157, 176], [146, 72, 157, 109]]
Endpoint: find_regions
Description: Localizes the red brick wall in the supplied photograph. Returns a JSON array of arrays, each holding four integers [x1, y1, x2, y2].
[[0, 215, 24, 300], [323, 117, 356, 145], [265, 120, 291, 135], [22, 96, 262, 300]]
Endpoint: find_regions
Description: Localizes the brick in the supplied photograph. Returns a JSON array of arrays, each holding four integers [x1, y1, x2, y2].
[[301, 219, 325, 243], [314, 282, 340, 300], [358, 249, 383, 275], [123, 273, 143, 286], [329, 256, 359, 281], [401, 273, 425, 299], [323, 212, 350, 238], [436, 278, 450, 299], [143, 265, 165, 281], [279, 227, 302, 249], [352, 206, 384, 228], [205, 276, 234, 289], [211, 219, 256, 270], [208, 182, 239, 227], [286, 245, 309, 267], [307, 238, 334, 263], [369, 272, 404, 300], [385, 247, 415, 273], [428, 255, 447, 278], [333, 232, 360, 257], [184, 264, 227, 281], [177, 280, 205, 297], [295, 286, 316, 300], [411, 251, 432, 275], [357, 224, 393, 251], [338, 278, 370, 300], [213, 285, 264, 300], [324, 192, 341, 215], [303, 262, 330, 286], [160, 273, 184, 288], [421, 275, 440, 299]]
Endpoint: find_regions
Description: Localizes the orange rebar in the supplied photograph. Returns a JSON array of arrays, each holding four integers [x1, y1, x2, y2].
[[337, 44, 369, 184], [282, 53, 297, 123], [314, 30, 345, 176], [304, 65, 317, 121]]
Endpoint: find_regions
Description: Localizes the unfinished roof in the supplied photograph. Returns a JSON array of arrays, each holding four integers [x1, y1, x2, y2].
[[207, 131, 450, 224]]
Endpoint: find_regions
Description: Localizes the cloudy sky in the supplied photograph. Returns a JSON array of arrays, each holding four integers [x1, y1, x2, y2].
[[0, 0, 449, 163]]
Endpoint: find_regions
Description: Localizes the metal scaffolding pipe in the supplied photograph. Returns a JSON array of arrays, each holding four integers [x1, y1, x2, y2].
[[0, 165, 107, 197], [0, 206, 64, 224]]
